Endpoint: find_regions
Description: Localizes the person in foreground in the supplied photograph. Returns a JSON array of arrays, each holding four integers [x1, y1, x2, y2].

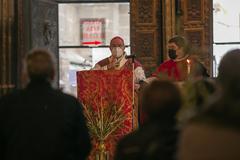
[[0, 49, 91, 160], [177, 49, 240, 160], [114, 80, 182, 160]]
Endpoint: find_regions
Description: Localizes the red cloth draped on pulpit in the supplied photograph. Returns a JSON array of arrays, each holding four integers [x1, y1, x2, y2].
[[77, 70, 133, 160]]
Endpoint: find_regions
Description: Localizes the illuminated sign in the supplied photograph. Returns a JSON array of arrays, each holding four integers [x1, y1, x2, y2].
[[80, 18, 105, 46]]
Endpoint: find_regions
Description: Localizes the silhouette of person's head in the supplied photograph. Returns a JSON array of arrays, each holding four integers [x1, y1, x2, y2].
[[218, 49, 240, 97], [142, 80, 182, 122], [26, 49, 55, 82]]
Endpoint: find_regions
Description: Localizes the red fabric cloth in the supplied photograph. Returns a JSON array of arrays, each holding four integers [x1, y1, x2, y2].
[[77, 70, 133, 160], [152, 59, 181, 81]]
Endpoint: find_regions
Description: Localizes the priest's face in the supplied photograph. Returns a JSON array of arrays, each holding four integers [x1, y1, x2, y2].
[[110, 38, 125, 58], [168, 42, 184, 59]]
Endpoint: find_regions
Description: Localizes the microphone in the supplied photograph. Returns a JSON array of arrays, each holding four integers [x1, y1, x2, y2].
[[125, 54, 136, 59]]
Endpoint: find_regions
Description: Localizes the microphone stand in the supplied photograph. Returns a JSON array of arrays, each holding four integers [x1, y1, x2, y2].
[[125, 54, 137, 129], [130, 55, 135, 129]]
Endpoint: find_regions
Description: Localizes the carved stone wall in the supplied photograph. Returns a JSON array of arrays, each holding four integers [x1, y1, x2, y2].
[[30, 0, 58, 87], [131, 0, 162, 76], [17, 0, 58, 88], [31, 0, 58, 51]]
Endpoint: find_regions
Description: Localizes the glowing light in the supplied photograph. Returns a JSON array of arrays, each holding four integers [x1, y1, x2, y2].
[[187, 59, 191, 74]]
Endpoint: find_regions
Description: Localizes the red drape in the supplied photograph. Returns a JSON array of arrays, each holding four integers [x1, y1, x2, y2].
[[77, 70, 133, 160]]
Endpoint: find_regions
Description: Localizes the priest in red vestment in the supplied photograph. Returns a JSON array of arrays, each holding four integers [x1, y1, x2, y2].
[[93, 36, 146, 86], [93, 36, 146, 128], [152, 35, 190, 81]]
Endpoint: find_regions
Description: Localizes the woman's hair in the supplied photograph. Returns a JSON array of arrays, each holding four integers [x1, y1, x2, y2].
[[168, 35, 190, 54]]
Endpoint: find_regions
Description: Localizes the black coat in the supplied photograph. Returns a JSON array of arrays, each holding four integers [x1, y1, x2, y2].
[[0, 80, 91, 160]]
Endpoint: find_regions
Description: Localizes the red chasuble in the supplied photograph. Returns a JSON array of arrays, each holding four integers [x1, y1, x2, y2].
[[152, 59, 180, 81], [152, 59, 189, 81]]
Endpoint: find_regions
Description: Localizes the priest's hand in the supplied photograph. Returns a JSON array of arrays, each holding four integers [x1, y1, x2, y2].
[[107, 57, 117, 70], [134, 83, 140, 90]]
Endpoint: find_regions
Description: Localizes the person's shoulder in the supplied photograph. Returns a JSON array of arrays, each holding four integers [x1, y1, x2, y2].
[[116, 129, 139, 149], [52, 90, 84, 112], [133, 59, 143, 68], [162, 59, 175, 65], [158, 60, 176, 69], [118, 124, 160, 146], [96, 57, 110, 67], [176, 55, 189, 62], [52, 89, 79, 103]]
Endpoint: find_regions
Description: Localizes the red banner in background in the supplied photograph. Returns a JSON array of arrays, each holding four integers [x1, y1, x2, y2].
[[77, 70, 133, 160]]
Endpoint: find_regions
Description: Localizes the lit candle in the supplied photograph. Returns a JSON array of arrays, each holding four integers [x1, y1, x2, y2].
[[187, 59, 191, 75]]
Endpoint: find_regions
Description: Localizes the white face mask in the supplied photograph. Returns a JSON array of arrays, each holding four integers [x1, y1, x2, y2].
[[112, 47, 124, 58]]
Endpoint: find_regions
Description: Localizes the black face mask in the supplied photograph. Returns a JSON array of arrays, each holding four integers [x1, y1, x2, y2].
[[168, 49, 177, 60]]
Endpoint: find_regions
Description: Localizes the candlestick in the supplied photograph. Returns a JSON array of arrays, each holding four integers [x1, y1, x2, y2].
[[187, 59, 191, 75]]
